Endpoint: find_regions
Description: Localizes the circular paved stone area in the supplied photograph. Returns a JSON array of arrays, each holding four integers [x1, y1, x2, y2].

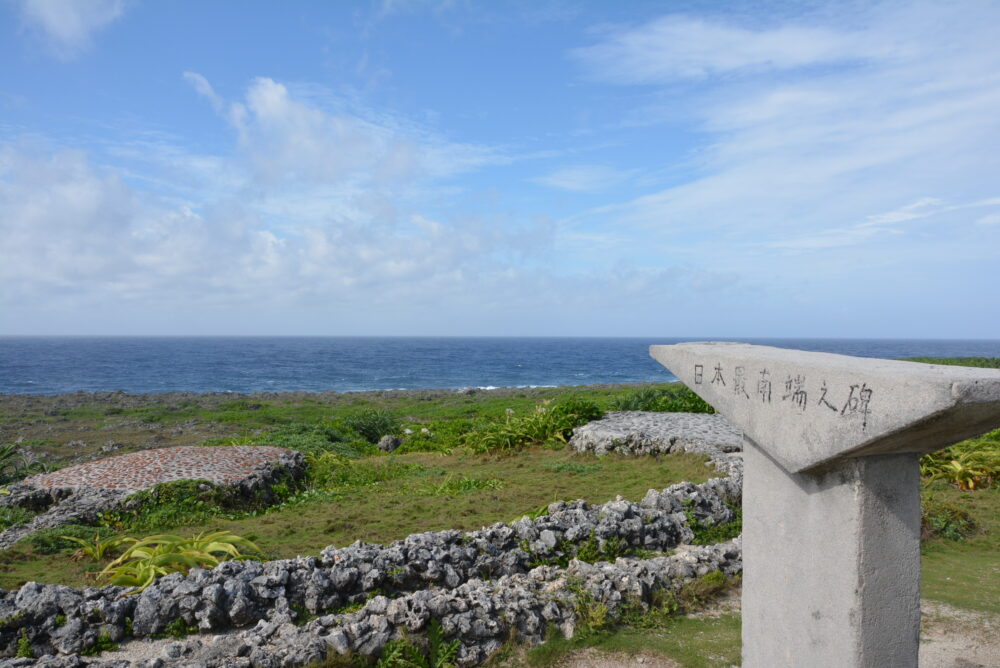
[[569, 411, 742, 457], [21, 446, 294, 493]]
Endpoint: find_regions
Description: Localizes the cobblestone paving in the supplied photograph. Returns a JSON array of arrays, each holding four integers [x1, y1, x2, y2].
[[569, 411, 742, 456], [19, 446, 293, 493]]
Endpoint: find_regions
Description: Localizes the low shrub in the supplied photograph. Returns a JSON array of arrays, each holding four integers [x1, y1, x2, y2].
[[0, 506, 33, 531], [101, 473, 302, 533], [23, 524, 95, 554], [611, 386, 715, 414], [677, 569, 730, 608], [257, 423, 371, 458], [686, 501, 742, 545], [466, 399, 603, 454], [375, 619, 459, 668], [80, 632, 118, 656], [395, 420, 473, 455], [921, 495, 977, 541], [16, 629, 32, 658], [920, 429, 999, 490], [307, 453, 424, 490], [343, 410, 401, 445]]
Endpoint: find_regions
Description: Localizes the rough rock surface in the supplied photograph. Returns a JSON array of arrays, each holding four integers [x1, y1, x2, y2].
[[0, 448, 306, 550], [18, 446, 296, 494], [569, 411, 742, 456], [0, 413, 743, 666], [377, 435, 401, 453]]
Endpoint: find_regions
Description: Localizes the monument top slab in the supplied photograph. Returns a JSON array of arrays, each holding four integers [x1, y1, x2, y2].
[[650, 342, 1000, 473]]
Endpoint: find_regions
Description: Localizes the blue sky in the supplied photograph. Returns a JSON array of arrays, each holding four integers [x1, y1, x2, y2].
[[1, 0, 998, 337]]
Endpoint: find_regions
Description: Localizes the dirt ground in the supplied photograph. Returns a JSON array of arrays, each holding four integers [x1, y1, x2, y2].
[[552, 596, 1000, 668]]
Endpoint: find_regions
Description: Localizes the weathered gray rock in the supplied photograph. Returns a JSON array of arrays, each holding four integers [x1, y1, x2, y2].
[[0, 412, 745, 665], [569, 411, 741, 456], [377, 435, 401, 453], [0, 451, 306, 550], [0, 488, 128, 550]]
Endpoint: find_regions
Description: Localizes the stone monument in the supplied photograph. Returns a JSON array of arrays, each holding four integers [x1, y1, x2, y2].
[[649, 342, 1000, 668]]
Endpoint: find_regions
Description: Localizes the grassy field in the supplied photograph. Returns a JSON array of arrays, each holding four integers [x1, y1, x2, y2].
[[0, 360, 997, 667]]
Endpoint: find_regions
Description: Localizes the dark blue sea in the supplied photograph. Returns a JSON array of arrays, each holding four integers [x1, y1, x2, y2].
[[1, 337, 999, 395]]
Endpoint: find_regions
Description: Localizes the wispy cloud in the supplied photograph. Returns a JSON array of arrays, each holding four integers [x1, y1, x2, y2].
[[572, 14, 896, 83], [534, 164, 633, 192], [17, 0, 125, 59], [571, 4, 1000, 267]]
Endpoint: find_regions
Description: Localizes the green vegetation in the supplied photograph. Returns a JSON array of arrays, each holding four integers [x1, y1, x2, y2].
[[16, 629, 32, 659], [905, 356, 1000, 615], [80, 632, 118, 656], [523, 571, 740, 667], [158, 618, 199, 639], [377, 619, 459, 668], [343, 409, 402, 444], [465, 398, 603, 453], [0, 442, 54, 485], [920, 428, 999, 491], [61, 531, 132, 561], [0, 442, 713, 589], [99, 531, 261, 593], [920, 481, 1000, 614], [610, 386, 715, 414], [687, 502, 743, 546], [902, 357, 1000, 368], [1, 372, 998, 665], [0, 507, 33, 531]]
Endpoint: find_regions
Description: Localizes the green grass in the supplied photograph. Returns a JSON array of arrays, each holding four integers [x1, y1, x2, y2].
[[2, 373, 997, 667], [521, 573, 741, 668], [901, 357, 1000, 369], [920, 482, 1000, 614], [520, 613, 741, 668], [0, 447, 712, 589]]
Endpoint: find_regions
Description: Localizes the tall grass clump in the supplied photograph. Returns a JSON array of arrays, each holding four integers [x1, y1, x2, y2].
[[466, 399, 603, 454], [610, 386, 715, 414], [307, 452, 424, 489], [343, 410, 401, 444], [256, 423, 371, 458]]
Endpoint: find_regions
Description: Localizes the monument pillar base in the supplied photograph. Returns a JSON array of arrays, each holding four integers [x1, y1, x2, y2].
[[742, 438, 921, 668]]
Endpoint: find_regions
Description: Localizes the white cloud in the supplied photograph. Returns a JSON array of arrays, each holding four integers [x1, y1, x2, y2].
[[976, 213, 1000, 226], [571, 3, 1000, 272], [860, 198, 942, 227], [572, 14, 895, 83], [185, 74, 499, 189], [182, 72, 225, 115], [18, 0, 125, 59], [534, 164, 632, 192]]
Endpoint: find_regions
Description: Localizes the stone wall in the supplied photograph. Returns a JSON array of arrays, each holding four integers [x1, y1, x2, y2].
[[0, 417, 743, 666]]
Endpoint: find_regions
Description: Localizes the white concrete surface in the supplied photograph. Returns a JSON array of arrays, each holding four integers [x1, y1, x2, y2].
[[650, 342, 1000, 473], [649, 342, 1000, 668]]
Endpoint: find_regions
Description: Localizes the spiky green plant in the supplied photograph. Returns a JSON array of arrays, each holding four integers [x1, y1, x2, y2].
[[61, 531, 135, 562], [99, 531, 261, 593]]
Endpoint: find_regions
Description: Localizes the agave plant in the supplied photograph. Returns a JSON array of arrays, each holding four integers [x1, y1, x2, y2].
[[99, 531, 261, 594], [61, 531, 135, 562], [0, 444, 22, 482]]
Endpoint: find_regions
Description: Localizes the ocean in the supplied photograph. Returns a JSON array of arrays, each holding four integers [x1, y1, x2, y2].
[[1, 337, 999, 395]]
